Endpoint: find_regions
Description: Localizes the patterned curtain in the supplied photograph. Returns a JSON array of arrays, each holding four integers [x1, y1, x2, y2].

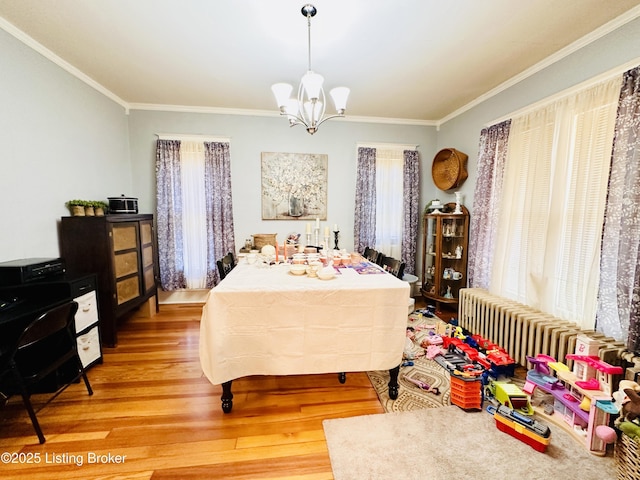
[[204, 142, 236, 288], [467, 120, 511, 288], [354, 147, 377, 254], [401, 150, 420, 275], [597, 67, 640, 352], [156, 139, 186, 290]]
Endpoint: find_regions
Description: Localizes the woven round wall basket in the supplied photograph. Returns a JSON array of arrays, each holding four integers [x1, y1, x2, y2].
[[432, 148, 468, 191]]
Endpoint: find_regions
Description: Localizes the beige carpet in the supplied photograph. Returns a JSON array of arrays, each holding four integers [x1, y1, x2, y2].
[[323, 405, 616, 480]]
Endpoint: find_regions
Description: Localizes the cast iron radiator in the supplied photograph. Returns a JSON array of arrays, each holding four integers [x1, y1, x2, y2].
[[457, 288, 627, 369]]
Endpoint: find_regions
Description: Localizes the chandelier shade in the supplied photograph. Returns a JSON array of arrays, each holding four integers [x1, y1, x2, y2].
[[271, 4, 349, 135]]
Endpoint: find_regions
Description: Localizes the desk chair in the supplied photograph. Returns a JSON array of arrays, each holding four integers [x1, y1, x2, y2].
[[363, 247, 382, 265], [216, 252, 237, 280], [0, 301, 93, 443]]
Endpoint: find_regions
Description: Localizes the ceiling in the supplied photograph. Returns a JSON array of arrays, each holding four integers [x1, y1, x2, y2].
[[1, 0, 640, 124]]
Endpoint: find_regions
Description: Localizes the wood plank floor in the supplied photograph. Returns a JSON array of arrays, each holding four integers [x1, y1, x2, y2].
[[0, 304, 387, 479]]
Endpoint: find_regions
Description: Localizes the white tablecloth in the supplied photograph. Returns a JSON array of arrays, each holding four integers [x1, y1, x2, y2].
[[199, 261, 410, 385]]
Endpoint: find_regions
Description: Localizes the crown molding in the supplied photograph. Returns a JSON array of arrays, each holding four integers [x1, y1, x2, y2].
[[129, 103, 436, 127]]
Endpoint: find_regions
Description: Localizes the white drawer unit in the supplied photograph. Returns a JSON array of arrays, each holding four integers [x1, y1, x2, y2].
[[74, 290, 99, 333], [76, 326, 101, 368], [68, 274, 103, 370]]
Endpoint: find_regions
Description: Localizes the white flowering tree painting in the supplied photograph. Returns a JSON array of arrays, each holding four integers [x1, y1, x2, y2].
[[261, 152, 328, 220]]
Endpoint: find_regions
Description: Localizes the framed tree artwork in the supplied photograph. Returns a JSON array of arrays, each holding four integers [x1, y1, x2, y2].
[[261, 152, 328, 220]]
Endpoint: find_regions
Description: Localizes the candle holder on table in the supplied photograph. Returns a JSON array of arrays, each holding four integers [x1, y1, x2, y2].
[[333, 230, 340, 250], [314, 228, 320, 249]]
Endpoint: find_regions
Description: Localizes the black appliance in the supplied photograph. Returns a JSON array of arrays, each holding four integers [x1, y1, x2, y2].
[[0, 257, 66, 287], [108, 194, 138, 214]]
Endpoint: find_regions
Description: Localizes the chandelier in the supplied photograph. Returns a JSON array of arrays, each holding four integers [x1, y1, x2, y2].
[[271, 4, 350, 135]]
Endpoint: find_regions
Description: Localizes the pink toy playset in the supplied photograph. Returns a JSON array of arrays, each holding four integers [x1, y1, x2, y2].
[[525, 335, 622, 456]]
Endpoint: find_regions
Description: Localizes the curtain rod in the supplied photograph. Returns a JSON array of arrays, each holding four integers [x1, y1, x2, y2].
[[156, 133, 231, 143], [485, 56, 640, 128], [356, 142, 419, 150]]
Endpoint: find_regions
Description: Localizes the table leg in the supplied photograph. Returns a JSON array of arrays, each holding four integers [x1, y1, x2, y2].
[[338, 372, 346, 383], [221, 380, 233, 413], [388, 365, 400, 400]]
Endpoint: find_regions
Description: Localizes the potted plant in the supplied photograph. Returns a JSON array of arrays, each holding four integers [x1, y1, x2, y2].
[[84, 201, 96, 216], [93, 201, 108, 216], [66, 199, 88, 216]]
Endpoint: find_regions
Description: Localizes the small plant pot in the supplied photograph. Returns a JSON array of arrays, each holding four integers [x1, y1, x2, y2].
[[71, 205, 85, 216], [95, 207, 105, 216], [85, 206, 95, 216]]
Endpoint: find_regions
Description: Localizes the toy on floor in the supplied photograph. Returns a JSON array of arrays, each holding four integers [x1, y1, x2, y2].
[[484, 379, 534, 415], [615, 380, 640, 422], [403, 375, 440, 395], [525, 352, 621, 456], [487, 404, 551, 452]]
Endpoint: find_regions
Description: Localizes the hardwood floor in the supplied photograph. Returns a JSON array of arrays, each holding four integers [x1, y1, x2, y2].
[[0, 304, 386, 479]]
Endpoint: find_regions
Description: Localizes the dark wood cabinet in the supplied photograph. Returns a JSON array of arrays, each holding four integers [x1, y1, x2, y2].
[[420, 202, 469, 313], [60, 214, 158, 347]]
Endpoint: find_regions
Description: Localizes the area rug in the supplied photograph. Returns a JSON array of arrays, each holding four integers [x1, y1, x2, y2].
[[367, 312, 452, 411], [366, 358, 451, 411], [322, 405, 616, 480]]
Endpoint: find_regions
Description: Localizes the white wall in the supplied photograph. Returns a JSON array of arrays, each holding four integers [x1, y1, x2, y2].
[[127, 110, 435, 253], [0, 28, 131, 262]]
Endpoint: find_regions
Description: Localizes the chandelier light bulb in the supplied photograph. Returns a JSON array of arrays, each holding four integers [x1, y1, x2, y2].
[[330, 87, 350, 113], [301, 71, 324, 100], [271, 83, 293, 110]]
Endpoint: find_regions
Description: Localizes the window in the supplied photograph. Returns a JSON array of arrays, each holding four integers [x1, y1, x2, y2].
[[490, 77, 621, 328], [375, 148, 404, 259]]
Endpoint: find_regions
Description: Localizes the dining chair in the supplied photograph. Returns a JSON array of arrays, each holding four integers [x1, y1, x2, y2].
[[380, 255, 405, 279], [0, 301, 93, 443], [216, 252, 237, 280], [363, 247, 382, 265], [379, 255, 414, 313]]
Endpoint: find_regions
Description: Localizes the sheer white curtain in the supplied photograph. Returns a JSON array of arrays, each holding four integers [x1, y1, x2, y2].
[[375, 148, 404, 259], [179, 141, 208, 289], [491, 77, 621, 329]]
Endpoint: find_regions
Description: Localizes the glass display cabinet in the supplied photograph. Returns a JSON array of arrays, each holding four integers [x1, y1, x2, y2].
[[421, 202, 469, 313]]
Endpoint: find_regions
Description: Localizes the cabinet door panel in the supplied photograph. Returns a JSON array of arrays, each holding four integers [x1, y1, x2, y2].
[[144, 269, 155, 294], [114, 251, 139, 278], [112, 225, 138, 251], [140, 222, 152, 245], [116, 276, 140, 305], [142, 245, 153, 268]]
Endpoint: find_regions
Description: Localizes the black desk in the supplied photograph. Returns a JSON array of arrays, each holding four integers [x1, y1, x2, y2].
[[0, 275, 101, 391]]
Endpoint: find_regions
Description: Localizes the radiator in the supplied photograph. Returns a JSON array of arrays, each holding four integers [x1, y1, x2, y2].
[[457, 288, 627, 369]]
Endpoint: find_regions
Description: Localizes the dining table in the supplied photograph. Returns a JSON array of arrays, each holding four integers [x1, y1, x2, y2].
[[199, 255, 410, 412]]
